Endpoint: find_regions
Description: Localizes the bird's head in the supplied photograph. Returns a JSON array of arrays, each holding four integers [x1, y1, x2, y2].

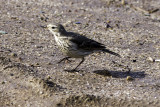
[[47, 23, 66, 34]]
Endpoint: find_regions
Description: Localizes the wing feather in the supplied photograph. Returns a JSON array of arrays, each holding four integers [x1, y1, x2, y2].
[[68, 32, 105, 50]]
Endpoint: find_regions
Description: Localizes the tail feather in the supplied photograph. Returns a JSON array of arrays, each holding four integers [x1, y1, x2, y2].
[[102, 49, 121, 57]]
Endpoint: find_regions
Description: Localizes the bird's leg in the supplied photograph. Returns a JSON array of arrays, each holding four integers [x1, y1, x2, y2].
[[58, 57, 71, 63], [73, 57, 85, 71]]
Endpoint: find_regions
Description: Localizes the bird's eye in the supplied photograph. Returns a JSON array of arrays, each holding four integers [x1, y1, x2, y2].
[[52, 27, 56, 29]]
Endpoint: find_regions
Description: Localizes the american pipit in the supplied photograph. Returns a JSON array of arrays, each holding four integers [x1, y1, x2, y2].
[[47, 23, 120, 70]]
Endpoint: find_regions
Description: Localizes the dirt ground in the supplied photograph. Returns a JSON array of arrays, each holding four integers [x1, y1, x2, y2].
[[0, 0, 160, 107]]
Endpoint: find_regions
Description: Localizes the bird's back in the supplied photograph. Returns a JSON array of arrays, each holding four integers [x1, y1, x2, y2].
[[65, 32, 106, 51]]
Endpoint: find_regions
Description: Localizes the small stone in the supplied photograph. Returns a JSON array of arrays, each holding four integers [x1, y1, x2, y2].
[[47, 62, 53, 65], [132, 59, 136, 62], [0, 30, 7, 34], [155, 59, 160, 62], [147, 57, 155, 62], [121, 0, 126, 5], [2, 81, 5, 84], [126, 76, 134, 81], [75, 22, 81, 24], [40, 11, 45, 14], [57, 103, 63, 107], [11, 16, 19, 20], [40, 17, 44, 20], [18, 57, 23, 61], [10, 53, 17, 57], [10, 73, 14, 76]]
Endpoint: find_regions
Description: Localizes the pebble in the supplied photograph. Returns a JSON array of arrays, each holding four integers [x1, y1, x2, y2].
[[10, 53, 17, 57], [126, 76, 134, 81], [155, 59, 160, 62], [0, 30, 7, 34], [147, 57, 155, 62], [75, 22, 81, 24]]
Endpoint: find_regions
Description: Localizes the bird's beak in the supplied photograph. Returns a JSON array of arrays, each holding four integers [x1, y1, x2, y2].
[[40, 25, 47, 29]]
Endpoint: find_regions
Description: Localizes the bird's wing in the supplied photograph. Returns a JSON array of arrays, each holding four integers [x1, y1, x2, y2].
[[68, 32, 105, 50]]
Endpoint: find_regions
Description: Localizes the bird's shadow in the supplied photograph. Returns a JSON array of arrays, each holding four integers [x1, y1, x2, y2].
[[93, 69, 146, 78], [63, 67, 146, 79]]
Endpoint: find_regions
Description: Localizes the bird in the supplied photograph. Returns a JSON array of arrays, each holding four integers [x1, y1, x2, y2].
[[47, 23, 120, 71]]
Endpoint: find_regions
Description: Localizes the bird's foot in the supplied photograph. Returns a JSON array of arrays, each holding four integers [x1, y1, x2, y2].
[[58, 57, 72, 63]]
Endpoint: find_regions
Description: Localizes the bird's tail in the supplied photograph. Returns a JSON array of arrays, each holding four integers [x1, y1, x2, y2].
[[102, 49, 121, 57]]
